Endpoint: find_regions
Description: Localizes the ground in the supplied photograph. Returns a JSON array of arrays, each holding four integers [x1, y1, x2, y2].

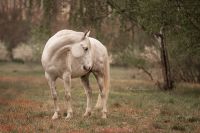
[[0, 62, 200, 133]]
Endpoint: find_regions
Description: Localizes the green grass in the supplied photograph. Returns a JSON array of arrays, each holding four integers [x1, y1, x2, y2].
[[0, 62, 200, 132]]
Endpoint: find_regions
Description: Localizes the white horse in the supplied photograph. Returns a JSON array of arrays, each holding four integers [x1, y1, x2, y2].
[[41, 30, 110, 119]]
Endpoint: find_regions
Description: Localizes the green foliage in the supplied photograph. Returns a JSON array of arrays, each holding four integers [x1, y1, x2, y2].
[[115, 44, 147, 68], [42, 0, 58, 30], [1, 0, 200, 82], [138, 0, 174, 32], [30, 25, 50, 43], [108, 0, 200, 82], [31, 41, 44, 62], [28, 26, 48, 62], [166, 1, 200, 82]]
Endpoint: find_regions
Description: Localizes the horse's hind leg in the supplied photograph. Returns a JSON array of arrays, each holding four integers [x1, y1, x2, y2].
[[45, 72, 60, 120], [94, 72, 109, 118], [81, 73, 92, 117]]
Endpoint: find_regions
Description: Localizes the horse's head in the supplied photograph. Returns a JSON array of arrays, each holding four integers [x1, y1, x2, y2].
[[71, 30, 93, 71]]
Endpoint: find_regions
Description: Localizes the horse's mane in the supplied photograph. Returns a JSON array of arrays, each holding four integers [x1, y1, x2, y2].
[[45, 29, 84, 53], [43, 30, 86, 61], [52, 30, 84, 45]]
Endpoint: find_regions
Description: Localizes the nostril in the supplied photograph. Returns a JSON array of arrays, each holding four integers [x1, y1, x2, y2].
[[83, 66, 87, 71]]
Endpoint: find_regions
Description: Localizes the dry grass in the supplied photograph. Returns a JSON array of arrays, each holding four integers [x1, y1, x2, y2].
[[0, 62, 200, 133]]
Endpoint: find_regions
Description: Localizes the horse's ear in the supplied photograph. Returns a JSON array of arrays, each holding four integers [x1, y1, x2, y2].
[[83, 30, 90, 39]]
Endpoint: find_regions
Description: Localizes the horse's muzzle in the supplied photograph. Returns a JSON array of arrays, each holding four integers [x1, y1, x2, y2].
[[83, 65, 91, 71]]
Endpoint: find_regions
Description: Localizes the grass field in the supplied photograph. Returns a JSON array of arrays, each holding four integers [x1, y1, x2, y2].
[[0, 62, 200, 133]]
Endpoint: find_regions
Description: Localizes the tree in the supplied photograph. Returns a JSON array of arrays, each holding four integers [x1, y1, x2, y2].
[[0, 0, 32, 59], [107, 0, 175, 90]]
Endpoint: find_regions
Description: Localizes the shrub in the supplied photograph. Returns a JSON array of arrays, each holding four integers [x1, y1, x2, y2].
[[0, 41, 10, 61], [12, 43, 33, 62]]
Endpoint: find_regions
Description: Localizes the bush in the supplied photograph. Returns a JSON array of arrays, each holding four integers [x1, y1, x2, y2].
[[31, 42, 44, 62], [12, 43, 33, 62], [0, 41, 10, 61]]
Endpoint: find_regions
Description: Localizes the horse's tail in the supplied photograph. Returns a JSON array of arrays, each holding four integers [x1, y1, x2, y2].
[[104, 55, 110, 95]]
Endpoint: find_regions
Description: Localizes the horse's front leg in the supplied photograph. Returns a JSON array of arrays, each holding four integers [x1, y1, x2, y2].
[[63, 72, 73, 120], [45, 72, 60, 120], [81, 73, 92, 117]]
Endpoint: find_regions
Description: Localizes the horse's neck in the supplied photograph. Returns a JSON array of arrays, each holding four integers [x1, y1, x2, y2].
[[45, 32, 83, 59]]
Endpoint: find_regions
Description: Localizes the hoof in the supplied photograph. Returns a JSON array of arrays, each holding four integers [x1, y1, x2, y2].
[[65, 112, 72, 120], [101, 113, 107, 119], [52, 112, 60, 120], [83, 111, 91, 117]]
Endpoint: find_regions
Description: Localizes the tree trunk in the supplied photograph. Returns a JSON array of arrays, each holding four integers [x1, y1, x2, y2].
[[155, 27, 173, 90]]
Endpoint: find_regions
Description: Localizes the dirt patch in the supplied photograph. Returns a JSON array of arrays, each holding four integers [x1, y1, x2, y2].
[[112, 79, 154, 86], [0, 76, 45, 84], [0, 112, 27, 120], [0, 124, 16, 132], [136, 106, 161, 132], [113, 107, 143, 116], [69, 129, 87, 133], [179, 82, 200, 89], [17, 125, 33, 133], [0, 98, 42, 107], [96, 127, 133, 133], [0, 124, 33, 132]]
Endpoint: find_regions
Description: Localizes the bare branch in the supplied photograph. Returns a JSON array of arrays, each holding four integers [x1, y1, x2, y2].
[[137, 66, 154, 81]]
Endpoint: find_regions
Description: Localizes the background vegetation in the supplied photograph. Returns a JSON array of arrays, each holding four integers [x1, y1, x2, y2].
[[1, 0, 200, 84]]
